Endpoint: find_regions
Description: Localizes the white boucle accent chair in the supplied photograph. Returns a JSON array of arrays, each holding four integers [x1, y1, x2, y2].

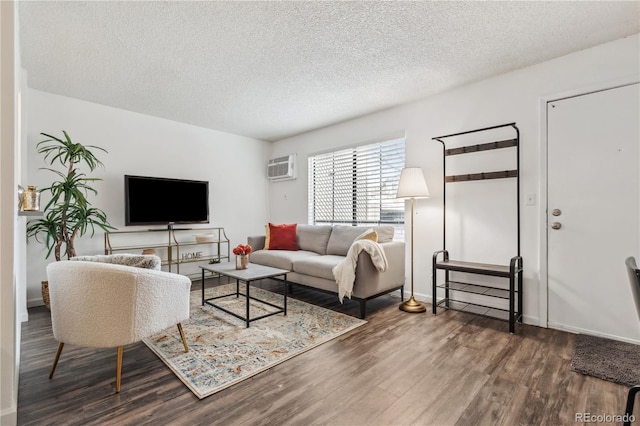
[[46, 260, 192, 393]]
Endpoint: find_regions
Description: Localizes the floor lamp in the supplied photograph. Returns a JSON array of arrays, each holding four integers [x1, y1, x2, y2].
[[396, 167, 430, 313]]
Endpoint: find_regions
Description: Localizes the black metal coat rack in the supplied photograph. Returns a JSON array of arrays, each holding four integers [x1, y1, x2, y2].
[[431, 122, 523, 333]]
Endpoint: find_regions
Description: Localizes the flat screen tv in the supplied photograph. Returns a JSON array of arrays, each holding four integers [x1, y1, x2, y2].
[[125, 175, 209, 226]]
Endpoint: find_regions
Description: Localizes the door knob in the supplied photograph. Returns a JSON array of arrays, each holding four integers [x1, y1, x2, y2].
[[552, 209, 561, 216], [551, 222, 562, 230]]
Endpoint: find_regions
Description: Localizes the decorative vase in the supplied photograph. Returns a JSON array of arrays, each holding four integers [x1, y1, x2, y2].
[[22, 185, 41, 211], [235, 254, 249, 270]]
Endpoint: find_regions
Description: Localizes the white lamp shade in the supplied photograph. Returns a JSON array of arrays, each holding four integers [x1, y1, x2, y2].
[[396, 167, 430, 199]]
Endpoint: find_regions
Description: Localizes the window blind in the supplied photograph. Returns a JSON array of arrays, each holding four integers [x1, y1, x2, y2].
[[308, 138, 405, 239]]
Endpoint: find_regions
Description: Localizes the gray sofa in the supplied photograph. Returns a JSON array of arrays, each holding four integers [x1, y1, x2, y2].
[[247, 224, 405, 318]]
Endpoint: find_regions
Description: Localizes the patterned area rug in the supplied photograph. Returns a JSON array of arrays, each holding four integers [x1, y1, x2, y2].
[[144, 283, 366, 399], [571, 333, 640, 387]]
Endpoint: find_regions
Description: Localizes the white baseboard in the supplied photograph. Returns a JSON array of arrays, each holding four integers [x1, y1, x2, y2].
[[406, 289, 540, 327], [547, 322, 640, 345], [27, 297, 45, 308], [401, 289, 431, 303], [522, 315, 540, 327], [1, 406, 17, 426]]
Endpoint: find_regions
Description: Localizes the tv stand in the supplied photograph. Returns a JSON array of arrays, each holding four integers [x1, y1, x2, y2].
[[105, 227, 230, 281]]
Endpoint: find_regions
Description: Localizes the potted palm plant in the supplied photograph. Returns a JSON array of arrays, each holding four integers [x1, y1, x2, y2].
[[27, 131, 115, 307]]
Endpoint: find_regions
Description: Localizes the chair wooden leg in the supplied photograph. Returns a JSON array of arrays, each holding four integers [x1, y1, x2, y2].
[[177, 323, 189, 353], [115, 346, 123, 393], [49, 342, 64, 379]]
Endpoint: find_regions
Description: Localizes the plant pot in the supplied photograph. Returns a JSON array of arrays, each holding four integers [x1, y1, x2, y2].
[[235, 254, 249, 270], [41, 280, 50, 310]]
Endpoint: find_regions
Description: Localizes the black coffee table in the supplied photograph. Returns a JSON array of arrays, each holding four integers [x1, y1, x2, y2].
[[200, 262, 289, 327]]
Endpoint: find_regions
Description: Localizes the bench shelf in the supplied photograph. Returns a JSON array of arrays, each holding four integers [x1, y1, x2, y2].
[[432, 252, 523, 333]]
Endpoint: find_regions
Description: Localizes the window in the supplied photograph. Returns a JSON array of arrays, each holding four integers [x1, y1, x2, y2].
[[308, 138, 406, 239]]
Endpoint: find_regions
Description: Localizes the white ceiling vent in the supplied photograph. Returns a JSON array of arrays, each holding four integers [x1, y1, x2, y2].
[[267, 154, 296, 181]]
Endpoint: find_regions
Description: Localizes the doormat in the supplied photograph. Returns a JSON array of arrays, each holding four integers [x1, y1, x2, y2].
[[144, 283, 366, 399], [571, 333, 640, 387]]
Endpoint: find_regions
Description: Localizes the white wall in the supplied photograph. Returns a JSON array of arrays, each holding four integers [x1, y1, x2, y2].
[[25, 89, 271, 305], [269, 34, 640, 326]]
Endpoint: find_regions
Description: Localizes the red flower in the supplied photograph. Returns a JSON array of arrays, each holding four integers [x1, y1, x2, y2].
[[233, 244, 252, 255]]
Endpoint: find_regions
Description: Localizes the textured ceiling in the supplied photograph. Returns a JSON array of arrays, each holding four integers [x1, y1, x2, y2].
[[19, 1, 640, 142]]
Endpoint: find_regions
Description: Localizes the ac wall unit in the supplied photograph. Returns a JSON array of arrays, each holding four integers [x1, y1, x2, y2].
[[267, 154, 296, 181]]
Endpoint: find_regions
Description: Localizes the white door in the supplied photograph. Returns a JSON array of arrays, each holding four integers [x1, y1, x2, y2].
[[547, 83, 640, 342]]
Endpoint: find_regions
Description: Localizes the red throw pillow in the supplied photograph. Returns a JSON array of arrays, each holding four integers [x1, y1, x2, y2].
[[266, 223, 298, 251]]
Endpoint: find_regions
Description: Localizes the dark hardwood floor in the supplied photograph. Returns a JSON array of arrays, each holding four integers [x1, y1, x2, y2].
[[18, 279, 628, 425]]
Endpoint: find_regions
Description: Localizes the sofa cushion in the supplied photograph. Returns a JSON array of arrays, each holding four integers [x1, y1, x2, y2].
[[355, 228, 378, 242], [249, 249, 319, 270], [326, 225, 371, 256], [373, 225, 395, 243], [266, 223, 298, 250], [326, 225, 395, 255], [297, 224, 333, 254], [292, 255, 344, 281], [264, 225, 271, 249]]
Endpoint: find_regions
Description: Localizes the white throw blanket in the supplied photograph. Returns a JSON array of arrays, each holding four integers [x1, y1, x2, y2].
[[333, 239, 388, 303]]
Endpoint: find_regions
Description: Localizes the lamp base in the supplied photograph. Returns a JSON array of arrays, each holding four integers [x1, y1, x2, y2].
[[399, 296, 426, 313]]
